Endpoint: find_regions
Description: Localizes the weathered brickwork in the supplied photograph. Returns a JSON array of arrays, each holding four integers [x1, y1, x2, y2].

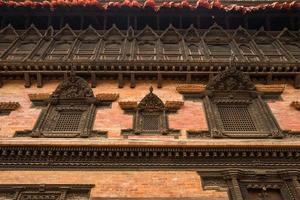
[[0, 80, 299, 138], [0, 171, 228, 200]]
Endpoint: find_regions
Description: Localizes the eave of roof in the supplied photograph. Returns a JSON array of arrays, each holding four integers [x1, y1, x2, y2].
[[0, 0, 299, 14]]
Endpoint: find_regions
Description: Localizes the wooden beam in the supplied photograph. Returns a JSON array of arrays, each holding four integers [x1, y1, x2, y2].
[[266, 74, 272, 84], [64, 72, 68, 80], [37, 72, 43, 88], [295, 74, 300, 89], [24, 72, 31, 88], [130, 73, 136, 88], [0, 74, 3, 88], [118, 73, 124, 88], [186, 73, 192, 84], [157, 73, 162, 88], [91, 72, 97, 88]]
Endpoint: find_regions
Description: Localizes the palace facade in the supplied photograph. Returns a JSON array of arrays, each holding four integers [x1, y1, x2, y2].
[[0, 0, 300, 199]]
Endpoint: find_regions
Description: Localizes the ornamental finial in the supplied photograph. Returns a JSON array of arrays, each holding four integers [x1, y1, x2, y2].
[[149, 86, 153, 93]]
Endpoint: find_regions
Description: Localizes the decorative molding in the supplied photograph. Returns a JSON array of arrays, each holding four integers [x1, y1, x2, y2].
[[176, 84, 205, 94], [164, 101, 184, 111], [0, 102, 20, 115], [256, 84, 285, 95], [119, 101, 138, 110], [0, 145, 299, 169], [291, 101, 300, 111], [95, 93, 119, 102], [28, 93, 50, 106]]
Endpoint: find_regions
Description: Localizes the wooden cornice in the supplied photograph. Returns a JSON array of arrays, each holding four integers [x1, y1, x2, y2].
[[96, 93, 119, 102], [256, 84, 286, 94], [119, 101, 138, 110], [0, 144, 299, 169]]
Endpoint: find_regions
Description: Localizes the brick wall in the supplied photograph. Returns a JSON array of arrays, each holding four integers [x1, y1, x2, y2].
[[0, 171, 228, 200], [0, 80, 299, 138]]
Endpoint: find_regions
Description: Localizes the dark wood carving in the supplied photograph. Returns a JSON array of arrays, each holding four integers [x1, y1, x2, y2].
[[0, 145, 299, 169], [0, 24, 299, 88], [203, 67, 283, 139], [0, 102, 20, 115], [121, 87, 181, 135], [15, 71, 116, 138], [0, 184, 94, 200], [200, 170, 300, 200]]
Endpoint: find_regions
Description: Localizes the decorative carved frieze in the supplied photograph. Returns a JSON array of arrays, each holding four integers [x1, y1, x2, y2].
[[0, 25, 299, 88], [176, 84, 205, 94], [0, 145, 299, 169], [95, 93, 119, 102], [0, 102, 20, 115], [0, 184, 94, 200], [165, 101, 184, 111]]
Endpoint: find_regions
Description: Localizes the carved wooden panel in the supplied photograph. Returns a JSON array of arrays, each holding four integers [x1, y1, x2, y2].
[[0, 185, 93, 200], [203, 68, 283, 138]]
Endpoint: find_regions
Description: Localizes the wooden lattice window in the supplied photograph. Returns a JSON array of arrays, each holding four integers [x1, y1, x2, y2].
[[217, 104, 257, 132], [101, 42, 122, 60], [30, 75, 97, 138], [7, 42, 36, 60], [187, 44, 203, 61], [284, 43, 300, 60], [121, 87, 181, 135], [203, 68, 283, 138], [257, 43, 286, 61], [74, 41, 97, 59], [53, 112, 83, 132], [207, 44, 232, 61], [162, 43, 182, 60], [239, 44, 259, 62], [246, 188, 283, 200], [137, 42, 156, 60], [48, 42, 72, 60]]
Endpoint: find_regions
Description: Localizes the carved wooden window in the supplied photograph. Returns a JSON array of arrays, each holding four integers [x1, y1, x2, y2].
[[48, 42, 72, 60], [162, 43, 182, 60], [0, 185, 93, 200], [217, 103, 257, 132], [257, 43, 286, 61], [187, 44, 203, 61], [31, 75, 97, 138], [207, 44, 232, 61], [121, 87, 180, 135], [74, 41, 97, 60], [239, 44, 259, 62], [0, 41, 12, 55], [203, 68, 282, 138], [7, 42, 36, 60], [137, 42, 156, 60], [245, 188, 283, 200], [102, 42, 122, 60], [284, 43, 300, 60]]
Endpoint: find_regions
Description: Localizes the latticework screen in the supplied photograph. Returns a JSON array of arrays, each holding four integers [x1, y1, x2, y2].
[[54, 112, 82, 132], [142, 114, 160, 131], [217, 104, 257, 132]]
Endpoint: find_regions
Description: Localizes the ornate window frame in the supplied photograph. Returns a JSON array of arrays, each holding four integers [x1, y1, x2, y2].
[[0, 184, 94, 200], [120, 87, 182, 136], [203, 68, 283, 138], [200, 170, 300, 200], [15, 72, 117, 138]]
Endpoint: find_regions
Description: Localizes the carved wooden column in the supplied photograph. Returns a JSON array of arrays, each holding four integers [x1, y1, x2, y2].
[[281, 171, 300, 199], [223, 171, 243, 200]]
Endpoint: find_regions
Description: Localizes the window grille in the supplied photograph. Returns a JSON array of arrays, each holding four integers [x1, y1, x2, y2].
[[284, 43, 300, 59], [142, 114, 160, 131], [19, 192, 61, 200], [258, 43, 286, 61], [217, 104, 257, 132], [54, 112, 82, 132]]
